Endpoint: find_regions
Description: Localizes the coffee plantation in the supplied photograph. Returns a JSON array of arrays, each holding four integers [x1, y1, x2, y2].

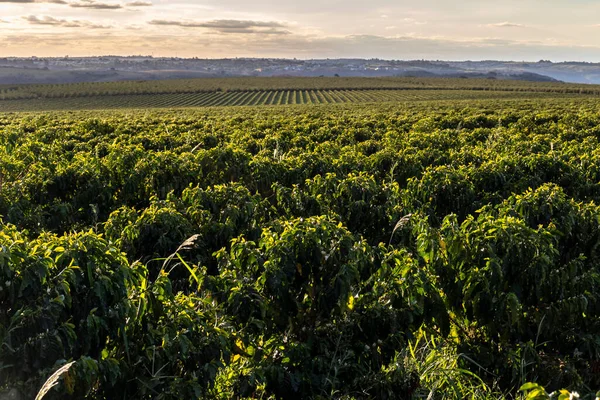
[[2, 94, 600, 398]]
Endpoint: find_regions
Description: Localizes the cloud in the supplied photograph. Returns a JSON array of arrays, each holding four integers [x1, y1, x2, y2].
[[148, 19, 290, 34], [24, 15, 111, 28], [149, 19, 285, 29], [2, 30, 600, 62], [126, 1, 151, 6], [232, 33, 567, 60], [0, 0, 144, 6], [0, 0, 67, 2], [399, 18, 427, 26], [487, 22, 527, 28], [69, 0, 121, 9]]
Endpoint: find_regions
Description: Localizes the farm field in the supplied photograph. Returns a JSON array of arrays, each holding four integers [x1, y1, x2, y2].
[[2, 85, 600, 399], [2, 89, 595, 112], [1, 76, 600, 111]]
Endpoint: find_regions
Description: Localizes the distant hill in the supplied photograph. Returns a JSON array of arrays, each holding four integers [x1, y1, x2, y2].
[[3, 58, 600, 85], [398, 70, 558, 82]]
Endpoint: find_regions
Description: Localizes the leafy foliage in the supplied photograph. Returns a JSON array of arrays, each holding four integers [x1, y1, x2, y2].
[[2, 99, 600, 398]]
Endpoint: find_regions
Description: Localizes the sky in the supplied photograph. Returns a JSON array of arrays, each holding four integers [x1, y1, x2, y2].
[[1, 0, 600, 61]]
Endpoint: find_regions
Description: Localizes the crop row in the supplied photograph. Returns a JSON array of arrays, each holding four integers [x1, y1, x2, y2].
[[2, 76, 600, 101], [0, 88, 593, 111]]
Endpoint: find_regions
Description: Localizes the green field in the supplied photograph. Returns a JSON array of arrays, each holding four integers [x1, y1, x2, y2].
[[2, 88, 595, 111], [1, 76, 599, 111], [2, 80, 600, 399]]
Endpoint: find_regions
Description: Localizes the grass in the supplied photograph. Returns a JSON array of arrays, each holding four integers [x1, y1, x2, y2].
[[35, 361, 75, 400]]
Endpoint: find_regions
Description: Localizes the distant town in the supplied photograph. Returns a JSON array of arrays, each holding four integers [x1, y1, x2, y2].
[[2, 57, 600, 85]]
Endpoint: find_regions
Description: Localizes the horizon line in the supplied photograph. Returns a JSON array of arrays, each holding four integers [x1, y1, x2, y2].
[[1, 56, 597, 64]]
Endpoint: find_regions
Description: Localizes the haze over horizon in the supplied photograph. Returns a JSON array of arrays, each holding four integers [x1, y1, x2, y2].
[[1, 0, 600, 62]]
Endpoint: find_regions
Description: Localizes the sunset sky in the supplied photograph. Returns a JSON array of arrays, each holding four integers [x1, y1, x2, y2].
[[1, 0, 600, 60]]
